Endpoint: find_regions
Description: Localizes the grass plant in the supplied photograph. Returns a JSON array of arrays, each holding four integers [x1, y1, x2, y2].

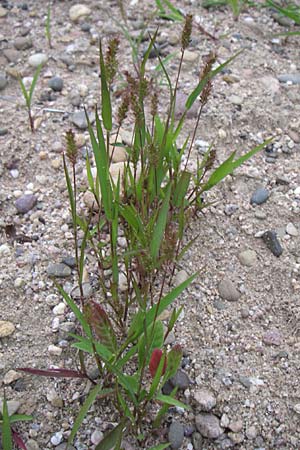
[[18, 16, 271, 449], [268, 0, 300, 36], [18, 64, 42, 132], [45, 3, 52, 49], [0, 397, 32, 450]]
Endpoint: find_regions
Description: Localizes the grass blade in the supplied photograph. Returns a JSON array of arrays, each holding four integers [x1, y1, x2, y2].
[[2, 397, 12, 450], [150, 183, 171, 261], [95, 419, 127, 450], [28, 64, 43, 104], [99, 40, 112, 131]]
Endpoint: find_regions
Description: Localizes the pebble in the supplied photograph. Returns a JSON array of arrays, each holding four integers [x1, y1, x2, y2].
[[250, 188, 270, 205], [194, 389, 216, 412], [71, 111, 94, 130], [3, 369, 21, 385], [170, 369, 190, 390], [28, 53, 48, 67], [62, 256, 76, 268], [0, 5, 8, 17], [14, 36, 32, 50], [26, 439, 40, 450], [90, 430, 103, 445], [109, 145, 127, 163], [294, 186, 300, 196], [174, 269, 189, 285], [286, 222, 298, 237], [80, 22, 91, 32], [218, 278, 241, 302], [0, 73, 7, 90], [69, 4, 91, 22], [0, 243, 10, 256], [168, 421, 185, 449], [59, 322, 76, 340], [224, 204, 238, 216], [15, 193, 37, 214], [47, 263, 72, 278], [195, 413, 223, 439], [246, 425, 257, 439], [0, 399, 20, 416], [181, 50, 199, 63], [255, 210, 267, 220], [46, 389, 63, 407], [48, 76, 64, 92], [0, 320, 15, 337], [51, 431, 63, 446], [263, 329, 282, 346], [71, 282, 93, 299], [228, 94, 243, 106], [192, 432, 203, 450], [278, 73, 300, 84], [262, 231, 283, 257], [175, 91, 198, 119], [53, 302, 66, 315], [48, 344, 63, 356], [238, 249, 257, 267], [83, 190, 99, 211]]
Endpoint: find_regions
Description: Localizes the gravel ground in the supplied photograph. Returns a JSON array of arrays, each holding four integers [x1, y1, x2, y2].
[[1, 0, 300, 449]]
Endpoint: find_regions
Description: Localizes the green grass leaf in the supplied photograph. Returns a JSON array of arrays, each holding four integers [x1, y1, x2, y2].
[[68, 385, 112, 445], [95, 419, 127, 450], [2, 397, 12, 450], [29, 64, 43, 105], [150, 182, 171, 261], [138, 321, 164, 369], [99, 40, 112, 130], [155, 393, 190, 409], [147, 443, 171, 450]]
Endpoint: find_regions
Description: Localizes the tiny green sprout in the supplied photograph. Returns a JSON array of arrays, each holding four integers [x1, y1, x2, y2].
[[45, 2, 52, 49], [18, 63, 42, 132]]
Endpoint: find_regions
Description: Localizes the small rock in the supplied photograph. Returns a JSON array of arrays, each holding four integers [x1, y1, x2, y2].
[[286, 222, 298, 237], [228, 94, 243, 106], [14, 36, 32, 50], [238, 249, 257, 267], [83, 190, 99, 211], [0, 243, 10, 256], [46, 389, 63, 407], [48, 76, 64, 92], [181, 50, 199, 63], [109, 145, 127, 163], [174, 269, 189, 285], [262, 231, 283, 257], [53, 302, 66, 315], [48, 344, 63, 356], [250, 188, 270, 205], [26, 439, 40, 450], [0, 5, 8, 17], [246, 425, 257, 440], [0, 73, 8, 90], [0, 399, 20, 416], [229, 420, 243, 433], [4, 370, 22, 385], [80, 22, 91, 32], [51, 431, 63, 446], [170, 369, 190, 390], [228, 432, 244, 444], [0, 320, 15, 337], [15, 194, 37, 214], [28, 53, 48, 67], [47, 263, 72, 278], [218, 278, 241, 302], [224, 204, 238, 216], [175, 91, 198, 119], [255, 210, 267, 220], [168, 421, 185, 449], [51, 159, 61, 169], [71, 282, 93, 299], [91, 430, 104, 445], [194, 389, 216, 412], [71, 110, 93, 130], [195, 413, 223, 439], [263, 329, 282, 346], [59, 322, 76, 340], [69, 4, 91, 22], [192, 432, 203, 450], [62, 256, 76, 268], [278, 73, 300, 85]]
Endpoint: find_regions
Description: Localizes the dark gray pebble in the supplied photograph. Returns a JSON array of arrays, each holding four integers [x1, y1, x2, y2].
[[162, 379, 174, 395], [168, 421, 185, 449], [80, 22, 91, 32], [47, 263, 72, 278], [250, 188, 270, 205], [278, 73, 300, 85], [192, 432, 203, 450], [71, 111, 94, 130], [48, 76, 64, 92], [14, 36, 32, 51], [0, 128, 8, 136], [62, 256, 76, 268], [170, 369, 190, 390], [262, 231, 283, 257], [15, 194, 37, 214]]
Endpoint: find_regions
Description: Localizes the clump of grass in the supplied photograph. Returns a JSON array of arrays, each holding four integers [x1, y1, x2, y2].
[[18, 16, 271, 449], [18, 64, 42, 132]]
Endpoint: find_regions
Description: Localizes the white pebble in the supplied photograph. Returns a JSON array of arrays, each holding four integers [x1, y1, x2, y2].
[[294, 186, 300, 196], [10, 169, 19, 178], [14, 277, 24, 288], [91, 430, 103, 445], [50, 431, 63, 446], [53, 302, 66, 315], [0, 244, 10, 256], [48, 344, 62, 356]]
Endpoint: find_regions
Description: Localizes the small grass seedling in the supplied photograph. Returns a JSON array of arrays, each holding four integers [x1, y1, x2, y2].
[[18, 64, 42, 132], [0, 396, 33, 450], [45, 2, 52, 49]]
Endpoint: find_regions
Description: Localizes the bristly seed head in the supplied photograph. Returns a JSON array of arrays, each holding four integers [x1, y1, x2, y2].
[[205, 146, 216, 171], [151, 92, 158, 118], [117, 94, 130, 126], [181, 14, 193, 50], [65, 129, 78, 165], [105, 37, 120, 85]]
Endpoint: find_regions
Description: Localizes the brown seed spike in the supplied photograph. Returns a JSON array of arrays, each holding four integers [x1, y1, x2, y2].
[[181, 14, 193, 50], [65, 129, 78, 165]]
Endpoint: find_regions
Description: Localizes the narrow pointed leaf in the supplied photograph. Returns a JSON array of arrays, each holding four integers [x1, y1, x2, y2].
[[138, 321, 164, 369], [68, 385, 112, 445], [155, 393, 190, 409], [17, 367, 88, 379], [12, 430, 28, 450], [9, 414, 33, 423], [163, 344, 182, 381], [150, 183, 171, 260], [147, 444, 171, 450], [172, 171, 191, 207], [95, 419, 127, 450], [29, 64, 43, 104], [2, 398, 12, 450]]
